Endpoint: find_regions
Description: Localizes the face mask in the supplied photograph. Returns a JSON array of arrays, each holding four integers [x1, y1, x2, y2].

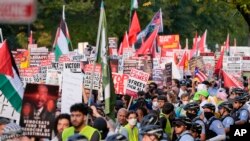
[[152, 101, 158, 108], [182, 101, 188, 105], [128, 118, 137, 126], [186, 112, 197, 120], [204, 112, 214, 120]]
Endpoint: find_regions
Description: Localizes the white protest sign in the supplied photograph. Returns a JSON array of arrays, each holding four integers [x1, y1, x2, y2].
[[63, 62, 82, 73], [0, 91, 20, 123], [61, 72, 83, 114], [126, 69, 150, 97], [46, 69, 60, 85]]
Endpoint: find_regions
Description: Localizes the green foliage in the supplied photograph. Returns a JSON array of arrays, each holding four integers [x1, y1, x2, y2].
[[0, 0, 249, 50]]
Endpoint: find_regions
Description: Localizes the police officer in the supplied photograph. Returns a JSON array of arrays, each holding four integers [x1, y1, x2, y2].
[[228, 88, 244, 102], [218, 101, 234, 140], [183, 102, 206, 141], [202, 103, 225, 141], [173, 117, 194, 141], [190, 123, 202, 141], [106, 133, 128, 141], [140, 125, 164, 141], [231, 95, 249, 125]]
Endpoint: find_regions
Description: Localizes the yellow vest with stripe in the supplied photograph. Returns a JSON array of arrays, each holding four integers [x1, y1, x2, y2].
[[124, 124, 139, 141], [62, 125, 100, 141]]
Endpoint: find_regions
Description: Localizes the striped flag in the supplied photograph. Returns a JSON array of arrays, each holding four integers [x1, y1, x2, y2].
[[0, 40, 24, 113], [194, 67, 208, 82], [96, 1, 115, 115], [53, 5, 71, 62]]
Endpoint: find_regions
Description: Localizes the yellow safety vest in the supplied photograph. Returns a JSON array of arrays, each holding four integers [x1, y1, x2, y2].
[[62, 125, 101, 141], [124, 124, 139, 141], [160, 113, 173, 140]]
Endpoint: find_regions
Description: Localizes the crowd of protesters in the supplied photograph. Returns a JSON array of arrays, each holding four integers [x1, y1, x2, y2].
[[1, 77, 250, 141]]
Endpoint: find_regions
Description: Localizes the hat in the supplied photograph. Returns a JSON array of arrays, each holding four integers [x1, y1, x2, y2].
[[93, 117, 108, 139], [197, 84, 207, 91], [2, 123, 22, 140], [179, 80, 187, 86], [193, 90, 209, 101]]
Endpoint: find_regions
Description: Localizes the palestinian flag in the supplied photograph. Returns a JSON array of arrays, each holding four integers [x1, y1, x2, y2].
[[53, 6, 72, 62], [0, 40, 24, 113]]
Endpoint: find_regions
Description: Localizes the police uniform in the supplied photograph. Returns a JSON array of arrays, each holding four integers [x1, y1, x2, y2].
[[193, 118, 206, 135], [221, 116, 234, 129], [206, 117, 225, 140], [176, 130, 194, 141], [236, 106, 249, 122]]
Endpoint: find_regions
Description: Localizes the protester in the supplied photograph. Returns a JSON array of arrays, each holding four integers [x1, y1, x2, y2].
[[52, 113, 71, 141], [115, 108, 128, 133], [62, 103, 101, 141], [120, 111, 139, 141]]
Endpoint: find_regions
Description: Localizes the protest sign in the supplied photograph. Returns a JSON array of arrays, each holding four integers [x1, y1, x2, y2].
[[112, 73, 129, 95], [61, 71, 83, 114], [0, 91, 20, 123], [126, 69, 150, 97], [242, 56, 250, 71], [200, 52, 215, 77], [158, 35, 180, 57], [83, 64, 101, 90], [152, 69, 164, 88], [164, 62, 172, 85], [123, 59, 138, 75], [20, 84, 59, 139], [189, 56, 205, 73], [108, 37, 118, 56], [46, 69, 60, 85], [63, 62, 82, 73]]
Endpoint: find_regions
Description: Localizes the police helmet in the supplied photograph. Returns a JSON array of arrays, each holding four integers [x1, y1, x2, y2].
[[218, 101, 233, 112], [231, 88, 244, 95], [140, 125, 163, 139], [190, 122, 202, 135], [183, 102, 200, 111], [106, 133, 128, 141], [140, 113, 159, 127], [202, 103, 216, 111], [234, 95, 247, 103]]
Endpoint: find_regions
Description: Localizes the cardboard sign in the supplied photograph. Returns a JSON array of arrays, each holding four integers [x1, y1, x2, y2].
[[126, 69, 150, 97], [83, 64, 101, 90], [112, 73, 129, 95], [0, 91, 20, 123], [20, 84, 59, 139]]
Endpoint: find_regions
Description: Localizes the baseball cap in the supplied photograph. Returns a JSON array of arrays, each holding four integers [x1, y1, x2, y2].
[[193, 90, 209, 101]]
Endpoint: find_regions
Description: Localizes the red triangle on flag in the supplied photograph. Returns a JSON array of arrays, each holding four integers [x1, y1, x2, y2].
[[0, 40, 14, 77], [199, 30, 207, 53], [128, 11, 141, 46], [222, 70, 243, 88], [136, 28, 158, 56]]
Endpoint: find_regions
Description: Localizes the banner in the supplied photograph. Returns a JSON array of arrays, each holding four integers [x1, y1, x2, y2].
[[112, 73, 129, 95], [152, 69, 164, 87], [126, 69, 150, 97], [108, 37, 118, 56], [189, 56, 205, 74], [20, 84, 59, 139], [158, 35, 180, 57], [242, 56, 250, 71]]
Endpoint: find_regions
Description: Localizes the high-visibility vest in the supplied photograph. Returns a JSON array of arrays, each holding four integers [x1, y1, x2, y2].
[[160, 113, 173, 140], [62, 125, 101, 141], [124, 124, 139, 141]]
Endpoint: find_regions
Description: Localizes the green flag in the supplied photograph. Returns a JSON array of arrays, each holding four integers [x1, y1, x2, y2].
[[96, 1, 115, 115]]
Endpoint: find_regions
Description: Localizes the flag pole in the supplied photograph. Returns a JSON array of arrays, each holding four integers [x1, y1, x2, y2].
[[86, 1, 104, 125], [0, 28, 3, 43]]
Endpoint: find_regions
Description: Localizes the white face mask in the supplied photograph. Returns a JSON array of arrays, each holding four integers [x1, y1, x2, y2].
[[152, 101, 158, 107], [128, 118, 137, 126], [182, 101, 188, 105]]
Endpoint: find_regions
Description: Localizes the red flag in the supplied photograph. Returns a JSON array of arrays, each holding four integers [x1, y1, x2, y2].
[[214, 48, 224, 75], [28, 30, 33, 45], [128, 11, 141, 46], [222, 70, 243, 88], [199, 30, 207, 53], [118, 32, 129, 55], [178, 51, 188, 70], [136, 28, 158, 56], [0, 40, 14, 77], [190, 32, 198, 58], [173, 52, 179, 65]]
